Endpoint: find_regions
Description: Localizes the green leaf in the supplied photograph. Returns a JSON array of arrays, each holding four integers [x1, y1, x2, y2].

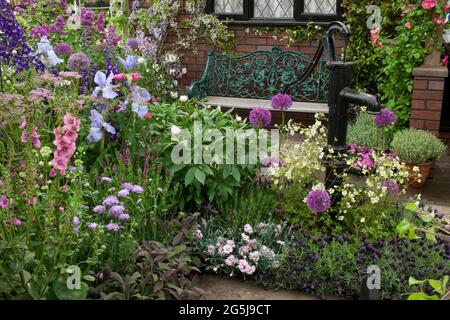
[[405, 203, 419, 213], [53, 278, 89, 300], [195, 169, 206, 185], [171, 164, 186, 174], [425, 228, 437, 243], [200, 165, 214, 176], [396, 219, 410, 237], [231, 166, 241, 183], [82, 275, 96, 282], [408, 277, 424, 286], [407, 293, 439, 300], [223, 165, 232, 178], [27, 279, 42, 299], [429, 279, 445, 295], [419, 214, 433, 223], [166, 245, 187, 259], [442, 276, 449, 289], [408, 226, 419, 240], [184, 167, 196, 186]]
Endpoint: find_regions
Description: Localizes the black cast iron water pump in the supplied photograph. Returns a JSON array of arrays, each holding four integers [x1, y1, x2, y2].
[[288, 21, 381, 194], [288, 22, 382, 300]]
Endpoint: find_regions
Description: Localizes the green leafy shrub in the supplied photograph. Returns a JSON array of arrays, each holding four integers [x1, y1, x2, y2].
[[391, 128, 447, 164], [156, 101, 258, 207], [347, 112, 391, 150]]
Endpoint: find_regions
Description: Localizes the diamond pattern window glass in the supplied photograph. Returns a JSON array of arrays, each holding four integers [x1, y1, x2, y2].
[[304, 0, 337, 14], [214, 0, 244, 14], [254, 0, 294, 18]]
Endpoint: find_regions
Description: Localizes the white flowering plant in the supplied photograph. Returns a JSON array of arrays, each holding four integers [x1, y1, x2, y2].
[[194, 219, 288, 277], [266, 113, 419, 238]]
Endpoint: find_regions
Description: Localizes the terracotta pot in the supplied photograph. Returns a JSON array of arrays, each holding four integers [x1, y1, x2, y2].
[[406, 162, 433, 189]]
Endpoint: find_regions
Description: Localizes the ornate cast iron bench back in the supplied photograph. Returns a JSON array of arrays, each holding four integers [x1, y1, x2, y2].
[[188, 47, 329, 103]]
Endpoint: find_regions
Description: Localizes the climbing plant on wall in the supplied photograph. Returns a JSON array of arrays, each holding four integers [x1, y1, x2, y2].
[[341, 0, 414, 94], [379, 1, 448, 128]]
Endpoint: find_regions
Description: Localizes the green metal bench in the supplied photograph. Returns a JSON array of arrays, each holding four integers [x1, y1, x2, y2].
[[188, 47, 329, 114]]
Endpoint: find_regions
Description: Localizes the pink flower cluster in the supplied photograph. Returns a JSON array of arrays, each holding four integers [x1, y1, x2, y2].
[[19, 117, 41, 149], [443, 55, 449, 67], [349, 144, 375, 171], [204, 223, 280, 276], [421, 0, 438, 10], [370, 28, 382, 48], [52, 114, 80, 174]]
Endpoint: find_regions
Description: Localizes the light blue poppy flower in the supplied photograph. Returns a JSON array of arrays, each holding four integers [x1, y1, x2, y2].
[[118, 55, 138, 71], [130, 86, 151, 118], [37, 37, 63, 67], [92, 71, 118, 100], [87, 109, 117, 143]]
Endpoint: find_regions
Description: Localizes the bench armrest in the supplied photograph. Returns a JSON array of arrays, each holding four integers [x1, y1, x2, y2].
[[188, 79, 209, 99]]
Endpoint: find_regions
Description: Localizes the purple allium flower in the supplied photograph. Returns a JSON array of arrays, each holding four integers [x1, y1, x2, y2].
[[374, 109, 396, 127], [121, 183, 134, 191], [249, 107, 271, 128], [106, 221, 120, 232], [131, 185, 144, 194], [118, 213, 130, 221], [306, 189, 331, 213], [109, 205, 125, 217], [382, 180, 400, 196], [96, 11, 105, 31], [126, 38, 140, 50], [101, 177, 112, 183], [30, 25, 49, 39], [14, 6, 24, 15], [80, 8, 95, 28], [68, 52, 90, 71], [271, 93, 292, 111], [102, 195, 119, 207], [54, 43, 72, 56], [48, 15, 66, 34], [117, 189, 129, 198], [88, 222, 98, 230], [93, 205, 106, 214]]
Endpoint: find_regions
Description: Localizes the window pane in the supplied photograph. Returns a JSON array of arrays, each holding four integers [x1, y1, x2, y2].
[[254, 0, 294, 18], [304, 0, 337, 14], [214, 0, 244, 14]]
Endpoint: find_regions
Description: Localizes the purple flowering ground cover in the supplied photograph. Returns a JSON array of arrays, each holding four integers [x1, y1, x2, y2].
[[0, 0, 448, 301]]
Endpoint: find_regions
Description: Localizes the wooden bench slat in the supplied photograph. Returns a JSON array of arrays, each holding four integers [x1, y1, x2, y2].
[[204, 96, 329, 114]]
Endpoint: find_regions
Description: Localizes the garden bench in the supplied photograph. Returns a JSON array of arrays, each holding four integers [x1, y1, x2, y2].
[[188, 47, 330, 118]]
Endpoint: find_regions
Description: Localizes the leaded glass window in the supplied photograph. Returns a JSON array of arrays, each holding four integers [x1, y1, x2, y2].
[[214, 0, 243, 15], [208, 0, 341, 24], [254, 0, 294, 19], [304, 0, 336, 14]]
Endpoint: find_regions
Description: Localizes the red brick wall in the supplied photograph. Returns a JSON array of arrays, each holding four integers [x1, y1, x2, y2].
[[410, 74, 446, 137]]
